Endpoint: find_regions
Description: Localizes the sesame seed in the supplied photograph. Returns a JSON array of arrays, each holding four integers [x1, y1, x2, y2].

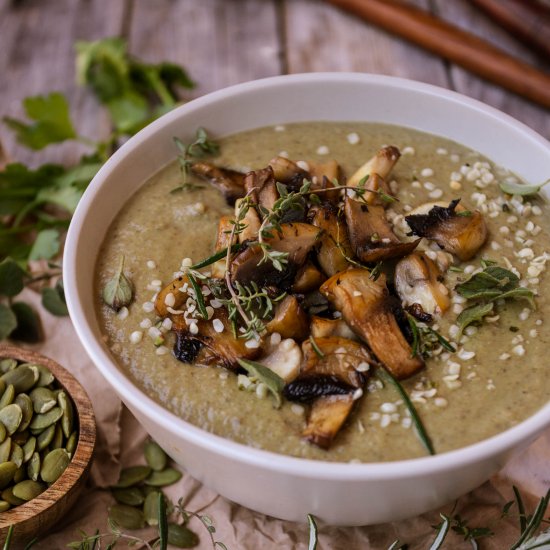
[[519, 308, 531, 321], [274, 125, 286, 132], [352, 388, 363, 400], [117, 306, 129, 320], [512, 344, 526, 356], [189, 322, 199, 335], [412, 181, 421, 189], [423, 181, 435, 191], [380, 414, 392, 428], [279, 151, 289, 158], [291, 404, 305, 416], [146, 260, 156, 269], [140, 318, 152, 329], [402, 146, 415, 155], [245, 339, 260, 349], [450, 180, 462, 191], [156, 346, 169, 356], [448, 362, 461, 376], [219, 370, 229, 380], [429, 189, 443, 199], [316, 146, 330, 155], [380, 402, 397, 413], [436, 147, 448, 155], [532, 205, 542, 216], [356, 362, 370, 372], [161, 318, 172, 331], [499, 226, 510, 236], [256, 383, 268, 399], [458, 349, 475, 361], [353, 290, 362, 297], [206, 306, 215, 319], [164, 293, 176, 307], [529, 329, 538, 338], [142, 302, 154, 313], [401, 417, 412, 429], [347, 132, 360, 145], [213, 319, 224, 333], [434, 397, 448, 407], [296, 160, 310, 171], [129, 331, 143, 344], [270, 332, 282, 345]]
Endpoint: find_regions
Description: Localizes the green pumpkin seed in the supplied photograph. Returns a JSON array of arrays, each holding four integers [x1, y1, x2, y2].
[[10, 443, 24, 468], [0, 385, 15, 408], [108, 504, 145, 530], [143, 490, 163, 526], [0, 438, 11, 463], [1, 486, 25, 506], [22, 436, 36, 462], [13, 466, 25, 484], [0, 422, 6, 444], [51, 424, 63, 450], [144, 440, 167, 472], [168, 523, 199, 548], [58, 391, 74, 438], [35, 365, 54, 387], [27, 452, 40, 482], [30, 387, 57, 414], [29, 406, 62, 431], [12, 479, 46, 501], [0, 359, 17, 374], [0, 404, 22, 435], [144, 467, 182, 487], [0, 462, 17, 489], [66, 431, 78, 457], [15, 393, 33, 432], [12, 430, 28, 446], [114, 465, 152, 488], [1, 365, 39, 393], [112, 486, 145, 507], [41, 448, 70, 484], [0, 500, 10, 512], [0, 380, 5, 397], [36, 424, 56, 451]]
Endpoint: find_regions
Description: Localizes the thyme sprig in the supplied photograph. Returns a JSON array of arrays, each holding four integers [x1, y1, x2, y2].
[[406, 313, 456, 358]]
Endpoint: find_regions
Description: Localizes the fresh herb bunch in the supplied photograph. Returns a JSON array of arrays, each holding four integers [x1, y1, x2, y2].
[[0, 37, 194, 342]]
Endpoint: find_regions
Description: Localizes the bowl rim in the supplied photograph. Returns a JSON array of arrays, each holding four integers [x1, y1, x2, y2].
[[64, 72, 550, 481]]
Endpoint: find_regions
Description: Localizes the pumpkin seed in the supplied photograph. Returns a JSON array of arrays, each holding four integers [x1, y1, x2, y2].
[[143, 490, 163, 526], [12, 430, 28, 446], [12, 479, 46, 501], [168, 523, 199, 548], [112, 486, 145, 506], [35, 365, 54, 387], [0, 423, 6, 444], [36, 424, 56, 451], [0, 404, 22, 435], [13, 466, 25, 484], [0, 380, 5, 397], [30, 387, 57, 414], [22, 436, 36, 462], [0, 438, 11, 462], [144, 440, 167, 472], [66, 431, 78, 457], [41, 448, 70, 483], [1, 365, 39, 393], [0, 385, 15, 408], [58, 391, 74, 438], [15, 393, 33, 432], [29, 406, 63, 431], [51, 424, 63, 450], [0, 462, 17, 489], [10, 443, 24, 468], [27, 452, 40, 482], [114, 465, 152, 488], [108, 504, 145, 530], [144, 467, 182, 487], [2, 486, 25, 506], [0, 359, 17, 374], [0, 500, 10, 512]]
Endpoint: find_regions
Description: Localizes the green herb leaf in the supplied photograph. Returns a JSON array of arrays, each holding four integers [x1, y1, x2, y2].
[[107, 90, 150, 134], [9, 302, 42, 343], [28, 229, 60, 261], [187, 273, 208, 320], [307, 514, 318, 550], [237, 359, 285, 408], [429, 514, 451, 550], [456, 265, 519, 299], [4, 93, 76, 150], [41, 284, 69, 317], [102, 256, 134, 311], [309, 336, 325, 358], [0, 303, 17, 340], [157, 491, 168, 550], [0, 257, 26, 297], [499, 179, 549, 197], [456, 303, 494, 337]]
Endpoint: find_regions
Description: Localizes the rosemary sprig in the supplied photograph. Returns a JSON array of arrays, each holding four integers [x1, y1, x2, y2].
[[189, 244, 242, 270], [376, 367, 435, 456], [307, 514, 318, 550], [428, 514, 451, 550], [187, 273, 208, 320]]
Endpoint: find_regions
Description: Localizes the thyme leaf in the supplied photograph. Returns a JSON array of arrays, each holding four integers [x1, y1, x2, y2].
[[499, 179, 549, 197], [406, 313, 455, 358], [102, 255, 134, 311]]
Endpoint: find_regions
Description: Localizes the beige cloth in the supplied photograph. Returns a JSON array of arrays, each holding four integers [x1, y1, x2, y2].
[[18, 290, 549, 549]]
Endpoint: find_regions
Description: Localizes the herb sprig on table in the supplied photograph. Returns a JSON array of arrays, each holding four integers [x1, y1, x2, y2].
[[0, 37, 194, 342]]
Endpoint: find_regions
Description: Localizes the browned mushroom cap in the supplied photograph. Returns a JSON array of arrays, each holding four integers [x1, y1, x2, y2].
[[235, 198, 261, 243], [172, 310, 262, 369], [308, 160, 340, 203], [360, 173, 396, 208], [405, 199, 488, 261], [155, 275, 189, 318], [265, 295, 309, 341], [348, 146, 401, 187], [309, 316, 358, 341], [292, 262, 326, 293], [230, 222, 321, 288], [190, 162, 245, 204], [320, 269, 424, 379], [212, 216, 233, 278], [395, 253, 450, 315], [269, 156, 309, 189], [309, 203, 353, 276], [344, 196, 420, 263], [244, 166, 279, 213]]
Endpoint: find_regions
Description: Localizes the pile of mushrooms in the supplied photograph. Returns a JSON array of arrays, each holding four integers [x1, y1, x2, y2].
[[155, 146, 488, 449]]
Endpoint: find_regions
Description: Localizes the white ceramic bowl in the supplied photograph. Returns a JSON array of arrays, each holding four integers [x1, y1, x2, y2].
[[64, 73, 550, 526]]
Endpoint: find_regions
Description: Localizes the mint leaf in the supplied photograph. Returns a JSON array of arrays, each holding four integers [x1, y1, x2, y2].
[[0, 258, 26, 297], [500, 179, 549, 197], [456, 266, 520, 300], [0, 304, 17, 340], [4, 93, 76, 150], [41, 285, 69, 316], [237, 358, 285, 408], [28, 229, 60, 261], [457, 303, 494, 337], [10, 302, 42, 342]]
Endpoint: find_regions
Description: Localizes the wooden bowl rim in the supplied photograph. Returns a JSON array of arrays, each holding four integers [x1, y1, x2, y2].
[[0, 344, 96, 526]]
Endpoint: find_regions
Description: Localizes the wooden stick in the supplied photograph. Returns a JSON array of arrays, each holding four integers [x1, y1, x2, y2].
[[325, 0, 550, 109]]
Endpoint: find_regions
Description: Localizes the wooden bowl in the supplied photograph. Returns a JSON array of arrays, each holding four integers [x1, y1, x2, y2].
[[0, 344, 96, 544]]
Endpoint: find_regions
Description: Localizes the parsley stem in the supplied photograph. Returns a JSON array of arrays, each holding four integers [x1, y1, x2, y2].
[[376, 368, 435, 456]]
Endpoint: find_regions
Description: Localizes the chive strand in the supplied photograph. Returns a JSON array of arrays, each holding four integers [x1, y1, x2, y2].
[[187, 273, 208, 320]]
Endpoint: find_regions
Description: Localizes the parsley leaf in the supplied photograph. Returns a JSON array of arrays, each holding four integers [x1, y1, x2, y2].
[[28, 229, 60, 261]]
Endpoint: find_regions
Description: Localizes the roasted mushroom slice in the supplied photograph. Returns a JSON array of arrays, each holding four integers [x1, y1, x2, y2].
[[211, 216, 233, 278], [269, 156, 309, 190], [344, 197, 420, 263], [309, 203, 353, 276], [310, 316, 358, 341], [395, 253, 450, 315], [244, 166, 279, 213], [348, 146, 401, 187], [230, 222, 321, 288], [257, 338, 302, 382], [320, 270, 424, 379], [309, 160, 340, 203], [190, 162, 245, 204], [292, 262, 326, 293], [265, 295, 309, 341], [361, 173, 396, 207], [405, 199, 488, 261], [235, 198, 261, 243], [155, 275, 189, 318]]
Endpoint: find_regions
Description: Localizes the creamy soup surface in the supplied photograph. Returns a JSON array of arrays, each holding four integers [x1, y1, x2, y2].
[[95, 122, 550, 463]]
